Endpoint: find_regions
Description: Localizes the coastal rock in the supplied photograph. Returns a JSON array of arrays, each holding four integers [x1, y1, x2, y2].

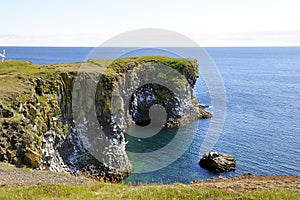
[[0, 105, 13, 118], [0, 57, 211, 182], [199, 152, 236, 173], [23, 147, 41, 169]]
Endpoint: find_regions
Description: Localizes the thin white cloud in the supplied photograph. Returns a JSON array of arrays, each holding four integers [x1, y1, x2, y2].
[[189, 30, 300, 47], [1, 30, 300, 47]]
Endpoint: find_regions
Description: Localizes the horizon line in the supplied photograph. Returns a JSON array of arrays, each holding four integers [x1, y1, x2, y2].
[[1, 45, 300, 48]]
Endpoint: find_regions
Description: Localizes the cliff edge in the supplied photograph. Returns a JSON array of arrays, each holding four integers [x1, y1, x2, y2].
[[0, 57, 211, 182]]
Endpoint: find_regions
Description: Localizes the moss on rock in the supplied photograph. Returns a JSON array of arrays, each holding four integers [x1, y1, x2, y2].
[[0, 56, 210, 181], [23, 147, 41, 169]]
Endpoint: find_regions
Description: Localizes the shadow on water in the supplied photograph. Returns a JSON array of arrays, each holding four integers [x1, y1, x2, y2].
[[125, 128, 178, 153]]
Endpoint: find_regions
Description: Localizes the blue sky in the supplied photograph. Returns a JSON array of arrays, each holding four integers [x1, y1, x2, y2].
[[1, 0, 300, 46]]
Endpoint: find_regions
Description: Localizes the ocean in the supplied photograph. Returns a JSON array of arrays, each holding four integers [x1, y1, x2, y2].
[[1, 46, 299, 184]]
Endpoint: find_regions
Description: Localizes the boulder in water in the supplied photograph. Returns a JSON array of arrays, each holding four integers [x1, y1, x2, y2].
[[199, 152, 236, 173]]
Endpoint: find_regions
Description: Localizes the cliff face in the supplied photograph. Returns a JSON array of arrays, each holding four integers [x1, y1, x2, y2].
[[0, 57, 211, 182]]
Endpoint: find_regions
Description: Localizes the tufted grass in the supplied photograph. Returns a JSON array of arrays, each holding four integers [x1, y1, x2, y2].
[[0, 183, 298, 200], [108, 56, 198, 80], [0, 60, 56, 105]]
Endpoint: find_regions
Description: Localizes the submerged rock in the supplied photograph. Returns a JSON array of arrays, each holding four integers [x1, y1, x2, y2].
[[199, 152, 236, 173]]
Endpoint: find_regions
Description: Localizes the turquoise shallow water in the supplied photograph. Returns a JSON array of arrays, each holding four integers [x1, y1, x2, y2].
[[2, 46, 300, 184]]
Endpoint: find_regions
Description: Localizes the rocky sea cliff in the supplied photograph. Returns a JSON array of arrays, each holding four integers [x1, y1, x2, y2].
[[0, 57, 211, 182]]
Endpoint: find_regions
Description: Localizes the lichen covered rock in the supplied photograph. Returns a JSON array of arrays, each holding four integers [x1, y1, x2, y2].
[[0, 105, 13, 118], [0, 56, 211, 182]]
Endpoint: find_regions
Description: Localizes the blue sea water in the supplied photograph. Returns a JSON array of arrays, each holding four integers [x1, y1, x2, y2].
[[0, 47, 93, 64], [1, 46, 299, 184]]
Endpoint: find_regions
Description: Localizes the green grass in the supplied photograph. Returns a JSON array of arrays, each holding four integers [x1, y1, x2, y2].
[[0, 184, 298, 200], [0, 57, 197, 104], [0, 60, 55, 75], [108, 56, 198, 79], [88, 56, 199, 90], [0, 60, 57, 105]]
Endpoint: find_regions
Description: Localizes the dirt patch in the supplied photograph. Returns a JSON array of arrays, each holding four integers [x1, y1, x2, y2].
[[0, 162, 99, 187], [191, 174, 300, 193], [1, 162, 299, 193]]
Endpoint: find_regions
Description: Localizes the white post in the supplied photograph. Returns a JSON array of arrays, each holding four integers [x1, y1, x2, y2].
[[1, 49, 5, 63]]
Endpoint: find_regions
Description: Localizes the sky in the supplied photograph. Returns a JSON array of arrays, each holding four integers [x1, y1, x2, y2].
[[1, 0, 300, 47]]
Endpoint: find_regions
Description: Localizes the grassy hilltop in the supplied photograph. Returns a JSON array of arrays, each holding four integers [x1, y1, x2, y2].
[[0, 57, 197, 104]]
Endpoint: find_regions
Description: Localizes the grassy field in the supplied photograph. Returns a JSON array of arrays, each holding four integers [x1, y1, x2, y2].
[[0, 60, 107, 104], [0, 60, 56, 104], [1, 162, 298, 200], [0, 183, 299, 200]]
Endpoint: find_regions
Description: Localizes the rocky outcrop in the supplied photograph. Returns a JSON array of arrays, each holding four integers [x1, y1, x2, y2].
[[0, 72, 131, 181], [0, 56, 211, 182], [199, 152, 236, 173], [97, 58, 211, 130], [0, 78, 67, 169], [0, 105, 13, 118]]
